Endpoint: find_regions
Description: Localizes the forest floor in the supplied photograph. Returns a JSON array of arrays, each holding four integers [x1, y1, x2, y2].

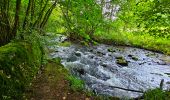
[[25, 60, 118, 100]]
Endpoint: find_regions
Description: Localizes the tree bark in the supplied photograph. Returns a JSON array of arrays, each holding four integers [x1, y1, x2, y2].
[[12, 0, 21, 38]]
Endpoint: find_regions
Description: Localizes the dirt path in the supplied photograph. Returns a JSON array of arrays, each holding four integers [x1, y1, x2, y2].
[[25, 61, 118, 100]]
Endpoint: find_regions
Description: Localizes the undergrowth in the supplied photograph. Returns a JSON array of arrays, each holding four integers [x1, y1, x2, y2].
[[66, 75, 85, 92], [144, 88, 170, 100], [0, 33, 43, 100], [94, 31, 170, 55]]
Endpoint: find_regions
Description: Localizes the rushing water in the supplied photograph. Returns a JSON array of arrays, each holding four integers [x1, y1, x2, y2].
[[48, 35, 170, 98]]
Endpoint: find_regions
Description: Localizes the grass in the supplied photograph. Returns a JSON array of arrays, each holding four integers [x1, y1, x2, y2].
[[58, 41, 71, 47], [66, 75, 85, 92], [94, 31, 170, 55], [144, 88, 170, 100]]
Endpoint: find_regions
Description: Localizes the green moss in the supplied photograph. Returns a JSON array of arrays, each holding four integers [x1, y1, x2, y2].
[[0, 41, 42, 99], [58, 41, 71, 47], [115, 57, 128, 66], [45, 59, 68, 84]]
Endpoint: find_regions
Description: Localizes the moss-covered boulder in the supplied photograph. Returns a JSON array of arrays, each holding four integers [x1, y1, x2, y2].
[[0, 42, 42, 99], [116, 57, 128, 66]]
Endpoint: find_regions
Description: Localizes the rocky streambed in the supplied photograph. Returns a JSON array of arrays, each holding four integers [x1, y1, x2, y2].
[[48, 36, 170, 99]]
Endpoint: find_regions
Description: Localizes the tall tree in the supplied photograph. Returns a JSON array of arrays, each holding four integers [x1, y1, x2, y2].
[[0, 0, 58, 46]]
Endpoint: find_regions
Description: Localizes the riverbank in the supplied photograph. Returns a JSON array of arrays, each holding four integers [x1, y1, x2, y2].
[[25, 59, 119, 100]]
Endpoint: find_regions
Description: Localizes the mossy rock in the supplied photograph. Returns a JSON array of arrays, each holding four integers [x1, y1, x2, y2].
[[115, 56, 124, 59], [108, 48, 116, 52], [132, 56, 138, 61], [116, 58, 128, 66], [0, 41, 42, 99], [75, 52, 81, 57], [58, 41, 71, 47]]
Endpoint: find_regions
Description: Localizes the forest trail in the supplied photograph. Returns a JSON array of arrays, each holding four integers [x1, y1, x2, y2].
[[25, 61, 118, 100], [26, 62, 93, 100]]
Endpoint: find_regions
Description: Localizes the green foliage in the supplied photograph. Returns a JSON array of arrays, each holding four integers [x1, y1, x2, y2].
[[66, 75, 85, 92], [117, 0, 170, 37], [58, 0, 110, 42], [45, 7, 66, 33], [92, 0, 170, 55], [0, 37, 43, 99], [0, 0, 57, 46], [58, 41, 71, 47], [144, 88, 170, 100]]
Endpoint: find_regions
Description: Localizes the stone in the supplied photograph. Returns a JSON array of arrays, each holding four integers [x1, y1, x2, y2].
[[85, 98, 90, 100], [108, 48, 116, 52], [67, 56, 77, 62], [62, 97, 66, 100], [115, 56, 123, 59], [128, 54, 133, 57], [89, 49, 93, 52], [77, 68, 85, 75], [75, 52, 81, 57], [116, 58, 128, 66], [157, 61, 166, 65], [132, 56, 138, 61], [128, 54, 138, 61], [101, 63, 107, 67], [96, 51, 105, 56], [166, 82, 170, 84]]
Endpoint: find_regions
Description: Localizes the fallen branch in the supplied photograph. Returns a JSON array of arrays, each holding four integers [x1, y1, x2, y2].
[[109, 86, 144, 93]]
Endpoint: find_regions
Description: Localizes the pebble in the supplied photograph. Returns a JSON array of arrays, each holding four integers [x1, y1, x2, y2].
[[62, 97, 66, 100]]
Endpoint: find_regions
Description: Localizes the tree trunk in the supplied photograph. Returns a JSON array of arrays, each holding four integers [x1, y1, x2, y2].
[[12, 0, 21, 38]]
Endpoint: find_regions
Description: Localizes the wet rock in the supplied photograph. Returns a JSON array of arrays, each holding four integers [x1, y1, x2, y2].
[[75, 52, 81, 57], [128, 54, 138, 61], [115, 56, 128, 66], [116, 58, 128, 66], [108, 48, 116, 52], [160, 56, 170, 65], [67, 56, 77, 62], [101, 63, 108, 67], [96, 51, 105, 56], [89, 49, 93, 52], [115, 56, 123, 59], [72, 67, 86, 75], [128, 54, 133, 57], [77, 68, 85, 75], [132, 56, 138, 61], [157, 61, 166, 65], [166, 81, 170, 84], [146, 53, 156, 57], [108, 54, 112, 57], [88, 55, 94, 59], [165, 73, 170, 77]]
